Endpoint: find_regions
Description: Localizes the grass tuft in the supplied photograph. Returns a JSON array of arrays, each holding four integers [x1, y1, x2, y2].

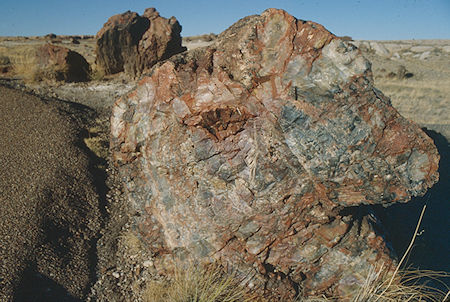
[[143, 264, 256, 302], [89, 64, 106, 81]]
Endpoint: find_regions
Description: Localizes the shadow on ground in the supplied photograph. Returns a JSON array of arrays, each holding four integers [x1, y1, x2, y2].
[[375, 128, 449, 287], [13, 265, 82, 302]]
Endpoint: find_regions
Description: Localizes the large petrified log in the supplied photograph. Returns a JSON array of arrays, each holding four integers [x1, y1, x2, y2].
[[110, 9, 439, 299], [95, 8, 186, 77]]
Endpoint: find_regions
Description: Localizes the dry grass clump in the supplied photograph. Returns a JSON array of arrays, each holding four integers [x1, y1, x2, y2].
[[0, 55, 10, 65], [143, 264, 257, 302], [304, 206, 449, 301], [89, 64, 106, 81], [0, 55, 11, 73], [0, 44, 92, 82], [0, 45, 69, 82], [84, 118, 109, 166], [335, 267, 449, 302], [142, 265, 448, 302], [0, 45, 40, 81]]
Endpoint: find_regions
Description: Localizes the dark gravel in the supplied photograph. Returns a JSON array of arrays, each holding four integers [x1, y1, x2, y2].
[[0, 85, 104, 301]]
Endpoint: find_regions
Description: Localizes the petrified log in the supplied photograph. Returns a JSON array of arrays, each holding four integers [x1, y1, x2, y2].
[[95, 8, 186, 77], [36, 44, 90, 82], [111, 9, 439, 299]]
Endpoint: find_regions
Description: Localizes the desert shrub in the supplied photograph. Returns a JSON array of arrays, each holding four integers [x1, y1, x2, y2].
[[45, 33, 57, 39], [396, 65, 414, 79], [9, 46, 40, 82], [0, 55, 10, 65], [385, 65, 414, 80], [0, 55, 11, 73], [89, 65, 106, 81]]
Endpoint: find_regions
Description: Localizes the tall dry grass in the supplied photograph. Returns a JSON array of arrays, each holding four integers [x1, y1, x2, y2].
[[0, 45, 42, 81], [374, 78, 450, 125], [0, 45, 77, 82], [143, 264, 258, 302]]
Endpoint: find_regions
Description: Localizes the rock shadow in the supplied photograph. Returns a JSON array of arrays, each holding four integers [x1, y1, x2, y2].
[[374, 128, 449, 286], [13, 264, 82, 302]]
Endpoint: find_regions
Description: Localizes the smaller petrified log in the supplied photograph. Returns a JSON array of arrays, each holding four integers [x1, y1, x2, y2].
[[35, 44, 90, 82], [95, 8, 186, 77]]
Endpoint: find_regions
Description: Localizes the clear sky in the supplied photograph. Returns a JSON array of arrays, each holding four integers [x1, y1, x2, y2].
[[0, 0, 449, 40]]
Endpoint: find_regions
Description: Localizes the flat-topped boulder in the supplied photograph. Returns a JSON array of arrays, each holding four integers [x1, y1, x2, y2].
[[110, 9, 439, 299]]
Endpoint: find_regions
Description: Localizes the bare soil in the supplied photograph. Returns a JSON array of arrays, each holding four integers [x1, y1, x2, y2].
[[0, 85, 105, 301]]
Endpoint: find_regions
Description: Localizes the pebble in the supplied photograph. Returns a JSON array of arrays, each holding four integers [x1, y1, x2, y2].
[[419, 51, 431, 60]]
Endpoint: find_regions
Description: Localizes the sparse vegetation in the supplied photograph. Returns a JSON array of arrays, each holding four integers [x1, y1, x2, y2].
[[140, 264, 449, 301], [84, 117, 109, 170], [89, 64, 106, 81], [143, 264, 257, 302], [386, 65, 414, 79], [0, 45, 65, 82], [375, 78, 450, 125], [0, 45, 39, 81], [0, 55, 11, 73], [0, 55, 10, 65]]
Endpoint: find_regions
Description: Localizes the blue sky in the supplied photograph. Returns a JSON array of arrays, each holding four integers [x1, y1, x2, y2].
[[0, 0, 449, 40]]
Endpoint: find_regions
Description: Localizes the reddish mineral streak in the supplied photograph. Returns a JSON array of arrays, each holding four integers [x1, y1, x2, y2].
[[111, 8, 439, 300]]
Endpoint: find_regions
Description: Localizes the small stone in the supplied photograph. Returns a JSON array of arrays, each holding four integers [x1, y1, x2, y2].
[[419, 51, 431, 60], [143, 260, 153, 267], [391, 52, 401, 60], [112, 272, 120, 279]]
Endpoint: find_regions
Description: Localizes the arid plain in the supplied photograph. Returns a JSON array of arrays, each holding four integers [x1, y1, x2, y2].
[[0, 29, 449, 301]]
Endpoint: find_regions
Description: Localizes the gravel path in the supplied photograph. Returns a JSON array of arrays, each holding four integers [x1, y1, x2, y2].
[[0, 85, 104, 301]]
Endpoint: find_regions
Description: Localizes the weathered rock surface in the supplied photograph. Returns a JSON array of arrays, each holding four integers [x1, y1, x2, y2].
[[95, 8, 186, 77], [110, 9, 439, 299], [36, 44, 90, 82]]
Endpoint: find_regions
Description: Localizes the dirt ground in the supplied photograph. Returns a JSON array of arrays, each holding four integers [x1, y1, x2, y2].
[[0, 35, 448, 301], [0, 85, 106, 301]]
